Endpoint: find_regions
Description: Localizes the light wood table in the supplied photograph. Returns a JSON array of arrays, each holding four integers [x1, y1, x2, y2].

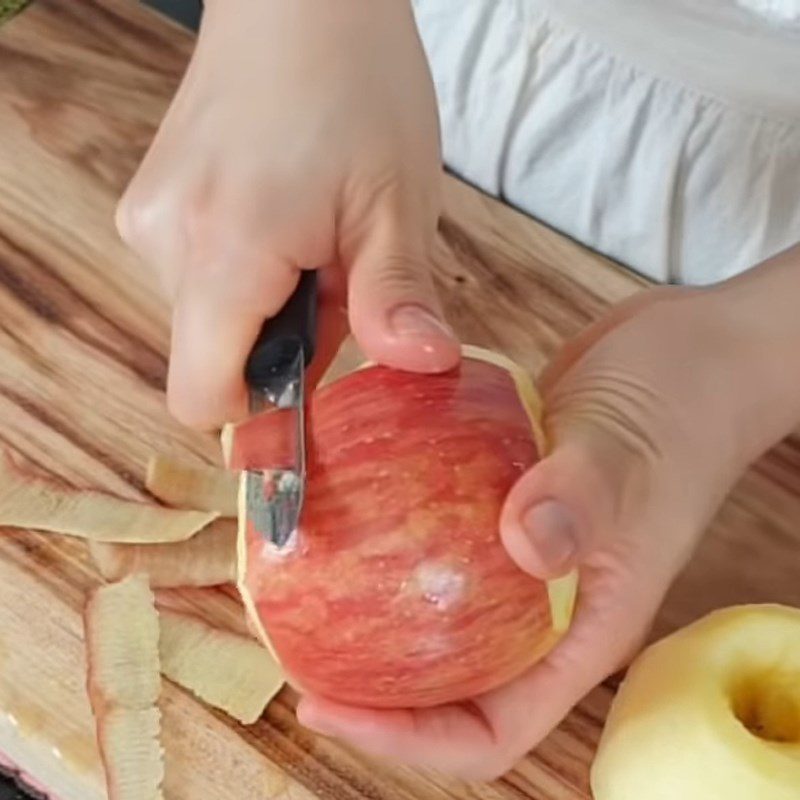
[[0, 2, 798, 798]]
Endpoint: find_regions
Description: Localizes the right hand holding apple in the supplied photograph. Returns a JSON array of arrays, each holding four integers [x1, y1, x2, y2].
[[298, 277, 800, 780], [116, 0, 459, 430]]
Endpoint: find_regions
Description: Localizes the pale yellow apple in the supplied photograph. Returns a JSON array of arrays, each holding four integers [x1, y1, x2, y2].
[[592, 605, 800, 800]]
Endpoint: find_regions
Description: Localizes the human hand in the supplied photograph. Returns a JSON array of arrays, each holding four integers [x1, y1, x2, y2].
[[296, 276, 800, 780], [116, 0, 459, 429]]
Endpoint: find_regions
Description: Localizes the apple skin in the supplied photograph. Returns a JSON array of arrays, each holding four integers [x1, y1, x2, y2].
[[235, 356, 565, 709], [592, 605, 800, 800]]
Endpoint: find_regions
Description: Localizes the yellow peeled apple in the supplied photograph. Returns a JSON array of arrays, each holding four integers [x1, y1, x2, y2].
[[592, 605, 800, 800]]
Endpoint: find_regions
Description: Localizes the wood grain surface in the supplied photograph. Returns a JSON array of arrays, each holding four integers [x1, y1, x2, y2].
[[0, 2, 798, 799]]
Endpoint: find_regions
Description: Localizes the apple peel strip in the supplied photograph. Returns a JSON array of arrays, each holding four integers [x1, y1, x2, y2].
[[83, 574, 164, 800], [158, 610, 284, 725], [89, 519, 237, 588], [0, 456, 218, 544], [146, 455, 238, 517]]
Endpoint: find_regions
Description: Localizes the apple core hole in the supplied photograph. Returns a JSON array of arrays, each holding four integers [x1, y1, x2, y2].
[[732, 670, 800, 744]]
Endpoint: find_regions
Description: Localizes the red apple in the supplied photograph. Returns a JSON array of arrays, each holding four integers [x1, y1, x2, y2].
[[229, 347, 576, 709]]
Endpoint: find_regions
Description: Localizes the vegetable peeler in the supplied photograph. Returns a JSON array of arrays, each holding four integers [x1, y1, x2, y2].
[[243, 270, 317, 549]]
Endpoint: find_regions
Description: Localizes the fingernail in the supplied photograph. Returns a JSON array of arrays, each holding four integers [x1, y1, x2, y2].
[[521, 500, 578, 572], [389, 304, 454, 341]]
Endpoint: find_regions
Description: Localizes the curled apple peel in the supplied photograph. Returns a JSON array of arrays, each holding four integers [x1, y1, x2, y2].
[[230, 345, 578, 708], [0, 455, 217, 544], [88, 458, 240, 588], [0, 447, 282, 797], [89, 519, 237, 588], [145, 455, 238, 517], [158, 610, 283, 725], [83, 574, 164, 800], [83, 580, 284, 798]]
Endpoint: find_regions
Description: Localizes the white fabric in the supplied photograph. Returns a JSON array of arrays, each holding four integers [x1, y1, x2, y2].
[[411, 0, 800, 285], [737, 0, 800, 25]]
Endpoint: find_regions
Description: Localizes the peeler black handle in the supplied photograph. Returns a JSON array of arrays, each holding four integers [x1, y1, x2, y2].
[[244, 270, 318, 386]]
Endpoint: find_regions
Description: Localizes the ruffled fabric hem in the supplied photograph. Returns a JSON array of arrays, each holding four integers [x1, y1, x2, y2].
[[413, 0, 800, 284], [737, 0, 800, 26]]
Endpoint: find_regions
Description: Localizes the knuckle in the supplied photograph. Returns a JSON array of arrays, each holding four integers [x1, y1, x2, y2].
[[114, 192, 142, 245], [116, 180, 222, 260], [115, 185, 169, 249]]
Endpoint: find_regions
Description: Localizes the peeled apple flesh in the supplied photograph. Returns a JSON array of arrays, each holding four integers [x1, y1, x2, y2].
[[592, 605, 800, 800], [231, 346, 577, 709]]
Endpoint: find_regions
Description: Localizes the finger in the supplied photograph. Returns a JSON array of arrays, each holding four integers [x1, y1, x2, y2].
[[500, 419, 653, 581], [296, 695, 496, 779], [345, 193, 461, 374], [167, 250, 300, 429], [502, 308, 695, 580], [503, 288, 714, 581]]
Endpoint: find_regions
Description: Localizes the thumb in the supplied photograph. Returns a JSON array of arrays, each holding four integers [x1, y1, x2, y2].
[[501, 416, 658, 580], [346, 213, 461, 374]]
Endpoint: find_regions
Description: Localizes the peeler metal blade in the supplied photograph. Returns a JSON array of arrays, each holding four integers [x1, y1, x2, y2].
[[243, 270, 317, 549]]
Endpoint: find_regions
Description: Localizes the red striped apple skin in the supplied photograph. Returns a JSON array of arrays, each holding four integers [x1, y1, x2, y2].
[[239, 358, 554, 708]]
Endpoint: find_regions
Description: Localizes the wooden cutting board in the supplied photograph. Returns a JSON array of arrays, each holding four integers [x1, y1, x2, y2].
[[0, 2, 798, 798]]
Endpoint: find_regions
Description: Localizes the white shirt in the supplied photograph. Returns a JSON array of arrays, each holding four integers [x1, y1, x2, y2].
[[412, 0, 800, 284]]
